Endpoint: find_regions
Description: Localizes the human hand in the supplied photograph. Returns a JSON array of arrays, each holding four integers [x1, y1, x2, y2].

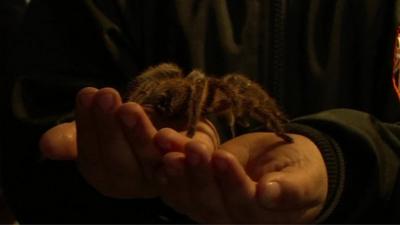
[[40, 87, 162, 198], [39, 87, 328, 223], [39, 87, 219, 199], [153, 130, 328, 224]]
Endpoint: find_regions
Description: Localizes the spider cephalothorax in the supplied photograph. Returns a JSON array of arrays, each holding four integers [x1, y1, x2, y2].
[[127, 63, 292, 143]]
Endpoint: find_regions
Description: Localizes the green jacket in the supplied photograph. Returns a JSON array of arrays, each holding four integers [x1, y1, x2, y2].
[[3, 0, 400, 223]]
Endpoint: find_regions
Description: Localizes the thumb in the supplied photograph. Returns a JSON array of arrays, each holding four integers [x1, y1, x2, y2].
[[39, 121, 78, 160], [256, 171, 322, 210]]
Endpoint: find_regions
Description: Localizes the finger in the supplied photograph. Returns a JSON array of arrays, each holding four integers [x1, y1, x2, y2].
[[153, 129, 190, 208], [182, 119, 220, 151], [256, 135, 328, 211], [256, 169, 324, 210], [154, 128, 189, 154], [154, 125, 216, 155], [154, 130, 231, 223], [158, 152, 191, 214], [184, 141, 230, 223], [39, 121, 77, 160], [117, 102, 159, 180], [212, 150, 258, 223], [91, 88, 141, 178], [76, 87, 127, 196], [75, 87, 102, 174]]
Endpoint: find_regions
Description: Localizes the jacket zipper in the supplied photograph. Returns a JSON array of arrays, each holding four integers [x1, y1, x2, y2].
[[272, 0, 286, 105]]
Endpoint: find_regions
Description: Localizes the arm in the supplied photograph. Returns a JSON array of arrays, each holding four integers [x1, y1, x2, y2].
[[152, 108, 400, 223], [40, 87, 328, 223], [290, 108, 400, 223]]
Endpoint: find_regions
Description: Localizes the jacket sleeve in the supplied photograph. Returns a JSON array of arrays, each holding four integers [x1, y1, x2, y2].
[[287, 108, 400, 223]]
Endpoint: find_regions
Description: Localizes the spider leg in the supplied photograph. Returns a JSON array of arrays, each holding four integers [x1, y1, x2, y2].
[[222, 73, 254, 93], [128, 63, 183, 103], [208, 78, 239, 138], [227, 110, 236, 137], [222, 73, 292, 142], [186, 70, 209, 137], [250, 105, 293, 143], [135, 63, 183, 83], [206, 100, 236, 138], [264, 99, 290, 123], [185, 68, 206, 81]]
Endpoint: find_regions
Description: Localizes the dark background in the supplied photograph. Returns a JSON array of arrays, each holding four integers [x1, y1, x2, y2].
[[0, 0, 28, 223]]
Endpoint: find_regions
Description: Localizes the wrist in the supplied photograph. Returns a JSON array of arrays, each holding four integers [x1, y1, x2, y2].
[[285, 123, 345, 223]]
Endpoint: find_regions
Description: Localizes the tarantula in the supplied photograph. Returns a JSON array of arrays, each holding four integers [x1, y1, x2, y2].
[[127, 63, 292, 143]]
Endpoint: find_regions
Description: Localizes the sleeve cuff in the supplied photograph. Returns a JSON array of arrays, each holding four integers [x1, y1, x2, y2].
[[286, 123, 346, 223]]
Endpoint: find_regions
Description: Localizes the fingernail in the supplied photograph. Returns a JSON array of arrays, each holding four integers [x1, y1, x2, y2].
[[120, 113, 136, 128], [98, 93, 114, 112]]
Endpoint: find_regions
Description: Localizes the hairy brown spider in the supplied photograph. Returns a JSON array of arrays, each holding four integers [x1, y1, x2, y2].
[[127, 63, 293, 143]]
